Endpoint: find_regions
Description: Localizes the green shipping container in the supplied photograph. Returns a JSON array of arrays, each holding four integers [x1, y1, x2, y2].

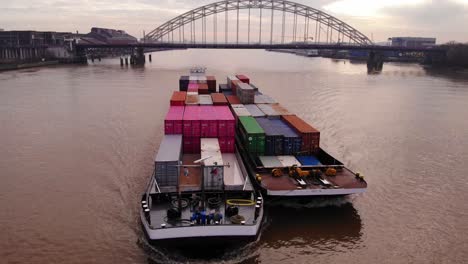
[[238, 116, 265, 156]]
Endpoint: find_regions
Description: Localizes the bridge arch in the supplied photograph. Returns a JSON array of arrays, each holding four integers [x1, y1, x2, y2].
[[145, 0, 372, 45]]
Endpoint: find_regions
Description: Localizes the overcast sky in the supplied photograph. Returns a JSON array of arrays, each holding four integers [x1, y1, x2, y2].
[[2, 0, 468, 43]]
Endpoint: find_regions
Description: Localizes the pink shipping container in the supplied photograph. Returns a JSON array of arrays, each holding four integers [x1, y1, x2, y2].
[[164, 106, 185, 134], [215, 106, 236, 137], [199, 106, 218, 138], [183, 106, 201, 137], [188, 83, 199, 92], [218, 137, 235, 153], [183, 136, 201, 154]]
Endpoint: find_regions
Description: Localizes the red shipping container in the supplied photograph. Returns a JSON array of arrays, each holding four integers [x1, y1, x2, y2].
[[218, 137, 235, 153], [183, 106, 201, 137], [216, 106, 236, 137], [198, 83, 209, 94], [170, 91, 187, 106], [236, 74, 250, 84], [226, 95, 241, 105], [164, 106, 185, 134], [206, 76, 217, 92]]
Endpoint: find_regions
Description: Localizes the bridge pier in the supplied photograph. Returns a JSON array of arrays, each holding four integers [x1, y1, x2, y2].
[[367, 51, 384, 73], [134, 47, 146, 65]]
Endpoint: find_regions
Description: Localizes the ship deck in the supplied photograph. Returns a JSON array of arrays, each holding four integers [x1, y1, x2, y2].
[[148, 196, 258, 228], [259, 167, 367, 191]]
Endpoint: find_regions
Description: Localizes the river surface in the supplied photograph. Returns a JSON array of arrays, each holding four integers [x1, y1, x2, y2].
[[1, 50, 468, 264]]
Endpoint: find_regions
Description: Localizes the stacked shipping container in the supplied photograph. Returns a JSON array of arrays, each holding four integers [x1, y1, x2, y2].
[[164, 106, 185, 134], [238, 116, 265, 156], [170, 91, 186, 106], [281, 115, 320, 153]]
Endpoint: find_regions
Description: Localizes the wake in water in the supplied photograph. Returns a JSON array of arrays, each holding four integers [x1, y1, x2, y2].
[[138, 234, 263, 264], [265, 195, 355, 209]]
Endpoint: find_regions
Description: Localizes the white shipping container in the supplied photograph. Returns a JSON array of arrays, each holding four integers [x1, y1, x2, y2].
[[154, 135, 183, 186], [255, 94, 277, 104], [201, 138, 224, 190], [232, 107, 252, 118], [244, 104, 265, 117], [259, 156, 283, 168], [277, 156, 301, 167], [257, 104, 280, 119], [199, 95, 213, 105]]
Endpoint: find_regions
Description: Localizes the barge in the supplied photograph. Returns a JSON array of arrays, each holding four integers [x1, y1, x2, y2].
[[140, 71, 263, 246]]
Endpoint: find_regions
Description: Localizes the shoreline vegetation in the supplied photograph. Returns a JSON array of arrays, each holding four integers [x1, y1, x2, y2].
[[438, 42, 468, 68]]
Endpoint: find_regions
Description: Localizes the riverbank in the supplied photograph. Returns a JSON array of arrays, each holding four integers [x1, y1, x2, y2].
[[0, 61, 60, 72]]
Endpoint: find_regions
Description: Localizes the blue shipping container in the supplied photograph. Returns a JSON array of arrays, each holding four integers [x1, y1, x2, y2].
[[269, 119, 302, 155], [255, 118, 284, 155], [296, 156, 322, 166]]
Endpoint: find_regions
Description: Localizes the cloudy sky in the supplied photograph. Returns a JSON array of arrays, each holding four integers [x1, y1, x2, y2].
[[2, 0, 468, 43]]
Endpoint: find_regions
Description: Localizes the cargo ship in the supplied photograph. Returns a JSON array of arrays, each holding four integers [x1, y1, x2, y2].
[[140, 72, 263, 246], [178, 73, 367, 198]]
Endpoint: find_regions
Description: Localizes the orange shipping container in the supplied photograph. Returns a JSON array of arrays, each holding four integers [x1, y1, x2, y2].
[[226, 95, 241, 105], [271, 104, 291, 115], [170, 91, 187, 106], [211, 93, 228, 105], [281, 115, 320, 153]]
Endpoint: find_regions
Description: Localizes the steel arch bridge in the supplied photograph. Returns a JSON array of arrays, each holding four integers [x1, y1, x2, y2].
[[144, 0, 373, 46]]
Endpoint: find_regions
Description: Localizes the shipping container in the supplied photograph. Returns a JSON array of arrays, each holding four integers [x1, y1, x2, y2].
[[226, 95, 241, 105], [183, 106, 201, 137], [277, 156, 301, 167], [244, 104, 265, 117], [249, 83, 259, 92], [232, 105, 252, 120], [295, 155, 322, 166], [236, 83, 255, 104], [231, 80, 241, 95], [255, 117, 284, 156], [226, 75, 239, 89], [236, 74, 250, 84], [201, 138, 224, 190], [274, 119, 302, 155], [183, 136, 201, 154], [185, 93, 199, 105], [199, 95, 213, 105], [238, 116, 265, 156], [199, 106, 218, 137], [179, 76, 189, 91], [271, 104, 291, 115], [215, 106, 236, 137], [170, 91, 187, 106], [219, 83, 230, 93], [206, 76, 217, 92], [198, 83, 209, 94], [188, 83, 199, 92], [257, 104, 280, 119], [281, 115, 320, 153], [198, 76, 207, 83], [154, 135, 182, 186], [258, 156, 283, 168], [164, 106, 185, 134], [255, 94, 276, 104], [211, 93, 228, 105], [218, 137, 235, 153]]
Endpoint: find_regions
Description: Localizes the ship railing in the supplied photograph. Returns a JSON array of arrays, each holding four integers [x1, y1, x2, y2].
[[255, 164, 345, 170]]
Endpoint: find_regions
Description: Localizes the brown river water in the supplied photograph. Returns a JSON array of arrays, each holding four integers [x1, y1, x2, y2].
[[1, 50, 468, 264]]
